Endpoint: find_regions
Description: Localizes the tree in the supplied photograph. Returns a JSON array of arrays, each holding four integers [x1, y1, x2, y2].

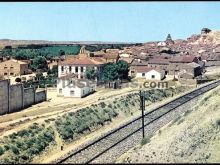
[[85, 67, 97, 80], [116, 60, 129, 80], [1, 46, 12, 57], [59, 50, 65, 56], [31, 56, 48, 71], [103, 63, 118, 82]]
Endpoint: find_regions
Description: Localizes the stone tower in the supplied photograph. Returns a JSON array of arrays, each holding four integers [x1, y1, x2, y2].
[[165, 34, 174, 45]]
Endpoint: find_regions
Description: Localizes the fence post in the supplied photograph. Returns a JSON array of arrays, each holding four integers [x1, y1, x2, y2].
[[139, 90, 145, 139]]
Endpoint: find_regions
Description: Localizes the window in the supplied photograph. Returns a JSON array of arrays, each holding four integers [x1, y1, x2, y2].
[[80, 75, 83, 79], [69, 66, 72, 72], [75, 67, 78, 73], [81, 67, 83, 72], [142, 73, 145, 77], [61, 66, 64, 72], [4, 73, 7, 75], [70, 90, 75, 96], [4, 67, 7, 69], [10, 67, 14, 69], [59, 88, 62, 94], [10, 73, 14, 76], [151, 75, 155, 79]]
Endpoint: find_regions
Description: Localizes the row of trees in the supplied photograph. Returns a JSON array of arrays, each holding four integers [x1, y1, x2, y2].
[[85, 60, 129, 82]]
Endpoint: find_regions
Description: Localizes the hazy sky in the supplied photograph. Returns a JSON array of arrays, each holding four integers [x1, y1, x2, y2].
[[0, 2, 220, 43]]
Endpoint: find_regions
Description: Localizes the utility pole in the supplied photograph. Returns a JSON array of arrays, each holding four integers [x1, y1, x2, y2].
[[139, 90, 145, 139]]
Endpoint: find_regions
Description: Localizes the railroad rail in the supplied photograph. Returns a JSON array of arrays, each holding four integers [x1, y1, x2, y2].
[[56, 79, 220, 164]]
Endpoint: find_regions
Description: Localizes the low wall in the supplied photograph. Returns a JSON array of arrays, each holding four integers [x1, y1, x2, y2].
[[9, 84, 23, 113], [0, 80, 9, 115], [23, 87, 35, 108], [0, 80, 47, 116], [35, 90, 47, 104]]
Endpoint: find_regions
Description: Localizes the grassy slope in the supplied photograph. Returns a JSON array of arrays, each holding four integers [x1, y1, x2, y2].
[[117, 86, 220, 163]]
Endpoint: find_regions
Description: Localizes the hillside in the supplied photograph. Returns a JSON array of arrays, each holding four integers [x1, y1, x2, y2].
[[117, 85, 220, 163], [0, 39, 136, 48], [193, 30, 220, 45]]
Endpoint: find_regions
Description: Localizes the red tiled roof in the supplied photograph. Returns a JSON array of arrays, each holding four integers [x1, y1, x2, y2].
[[148, 58, 169, 65], [119, 57, 134, 64], [103, 53, 119, 59], [135, 66, 153, 73], [58, 56, 106, 66], [170, 55, 197, 63]]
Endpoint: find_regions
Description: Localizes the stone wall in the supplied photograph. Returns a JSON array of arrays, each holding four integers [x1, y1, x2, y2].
[[0, 79, 47, 116], [35, 90, 47, 104], [0, 80, 9, 115], [9, 84, 23, 113], [23, 87, 35, 108]]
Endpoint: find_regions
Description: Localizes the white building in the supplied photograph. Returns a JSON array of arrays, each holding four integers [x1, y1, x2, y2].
[[57, 74, 96, 98], [135, 66, 165, 80]]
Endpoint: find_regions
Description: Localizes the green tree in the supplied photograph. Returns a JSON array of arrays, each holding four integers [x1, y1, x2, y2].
[[85, 67, 97, 80], [103, 63, 118, 82], [1, 46, 13, 57], [31, 56, 48, 71], [116, 60, 129, 80], [59, 50, 65, 56]]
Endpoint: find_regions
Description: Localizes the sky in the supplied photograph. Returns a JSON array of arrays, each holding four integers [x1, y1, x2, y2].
[[0, 2, 220, 43]]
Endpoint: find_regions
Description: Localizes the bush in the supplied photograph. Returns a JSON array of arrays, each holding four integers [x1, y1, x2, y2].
[[0, 146, 4, 156], [11, 145, 19, 155], [216, 119, 220, 126]]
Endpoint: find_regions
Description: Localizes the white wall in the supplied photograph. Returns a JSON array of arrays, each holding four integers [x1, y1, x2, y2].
[[146, 70, 161, 80], [57, 79, 95, 98], [135, 70, 162, 80]]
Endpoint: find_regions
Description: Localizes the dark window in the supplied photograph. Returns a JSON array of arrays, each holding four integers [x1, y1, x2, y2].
[[70, 90, 75, 96], [69, 66, 72, 72], [10, 67, 14, 69], [80, 75, 83, 79], [142, 73, 145, 77], [75, 67, 78, 73], [10, 73, 14, 75], [61, 66, 64, 72], [4, 73, 7, 75], [81, 67, 83, 72], [4, 67, 7, 69], [151, 75, 155, 79]]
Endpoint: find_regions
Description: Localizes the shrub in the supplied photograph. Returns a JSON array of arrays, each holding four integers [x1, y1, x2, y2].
[[100, 102, 106, 108], [216, 119, 220, 126], [11, 145, 19, 155], [0, 146, 4, 156]]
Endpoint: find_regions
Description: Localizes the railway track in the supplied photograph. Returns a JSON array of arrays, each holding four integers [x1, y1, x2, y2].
[[56, 80, 220, 164]]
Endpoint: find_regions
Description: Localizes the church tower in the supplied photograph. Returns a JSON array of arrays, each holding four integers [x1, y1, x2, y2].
[[165, 34, 174, 45]]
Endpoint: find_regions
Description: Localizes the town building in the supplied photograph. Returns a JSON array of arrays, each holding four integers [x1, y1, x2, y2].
[[135, 66, 165, 80], [57, 73, 96, 98], [58, 46, 107, 81], [0, 59, 29, 77], [168, 55, 199, 75], [147, 57, 170, 73], [129, 59, 148, 77]]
